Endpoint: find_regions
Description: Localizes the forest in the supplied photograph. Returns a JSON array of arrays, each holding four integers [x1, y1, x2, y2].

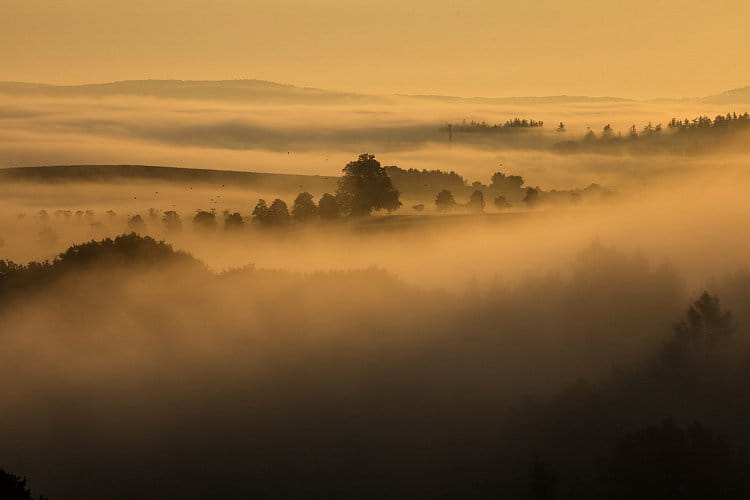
[[2, 233, 750, 498], [555, 112, 750, 154]]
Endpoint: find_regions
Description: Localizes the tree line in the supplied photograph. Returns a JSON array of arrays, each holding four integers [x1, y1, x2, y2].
[[185, 153, 402, 230], [554, 110, 750, 154], [17, 154, 617, 247], [442, 118, 544, 134]]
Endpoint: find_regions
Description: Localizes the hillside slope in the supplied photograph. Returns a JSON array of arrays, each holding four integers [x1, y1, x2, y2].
[[0, 164, 339, 193]]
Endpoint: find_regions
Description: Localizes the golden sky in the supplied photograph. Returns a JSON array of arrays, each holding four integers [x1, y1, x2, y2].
[[2, 0, 749, 98]]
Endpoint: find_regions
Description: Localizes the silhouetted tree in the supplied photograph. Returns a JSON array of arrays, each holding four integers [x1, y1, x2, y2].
[[192, 210, 217, 231], [467, 190, 485, 213], [435, 189, 457, 211], [224, 211, 244, 230], [291, 192, 318, 222], [162, 210, 182, 233], [268, 199, 290, 226], [335, 153, 401, 216], [384, 166, 466, 193], [523, 187, 541, 207], [490, 172, 525, 192], [494, 195, 511, 210], [317, 193, 339, 220], [674, 291, 733, 347], [445, 118, 543, 132], [251, 198, 290, 227], [252, 199, 271, 225], [0, 468, 44, 500], [127, 214, 146, 233]]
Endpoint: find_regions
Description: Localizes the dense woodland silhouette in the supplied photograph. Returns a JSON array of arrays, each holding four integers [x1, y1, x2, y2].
[[0, 469, 47, 500], [442, 118, 544, 134], [555, 111, 750, 154], [2, 236, 750, 498]]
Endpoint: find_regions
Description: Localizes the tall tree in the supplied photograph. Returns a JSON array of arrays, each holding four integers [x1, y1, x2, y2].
[[268, 199, 291, 226], [318, 193, 340, 220], [291, 192, 318, 222], [252, 199, 270, 225], [223, 211, 244, 230], [494, 195, 511, 210], [128, 214, 147, 233], [490, 172, 525, 192], [192, 210, 217, 231], [523, 187, 541, 207], [162, 210, 182, 233], [0, 468, 37, 500], [435, 189, 457, 212], [335, 153, 401, 216], [467, 190, 485, 213]]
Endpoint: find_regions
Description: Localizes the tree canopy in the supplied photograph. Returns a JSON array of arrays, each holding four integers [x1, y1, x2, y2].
[[223, 211, 244, 230], [335, 153, 401, 216], [467, 190, 485, 213], [192, 210, 217, 230], [318, 193, 339, 220], [162, 210, 182, 233], [490, 172, 524, 192], [435, 189, 457, 211], [291, 192, 318, 222]]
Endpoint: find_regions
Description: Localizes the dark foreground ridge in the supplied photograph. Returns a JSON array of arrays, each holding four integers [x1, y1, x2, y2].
[[0, 233, 206, 301], [3, 235, 750, 498]]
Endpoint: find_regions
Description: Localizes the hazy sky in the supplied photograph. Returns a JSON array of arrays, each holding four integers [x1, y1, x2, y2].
[[2, 0, 749, 98]]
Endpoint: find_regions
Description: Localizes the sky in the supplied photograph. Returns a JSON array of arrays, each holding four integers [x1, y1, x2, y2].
[[2, 0, 749, 98]]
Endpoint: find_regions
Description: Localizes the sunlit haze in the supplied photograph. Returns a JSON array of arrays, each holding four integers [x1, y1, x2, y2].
[[3, 0, 750, 97], [2, 2, 750, 499]]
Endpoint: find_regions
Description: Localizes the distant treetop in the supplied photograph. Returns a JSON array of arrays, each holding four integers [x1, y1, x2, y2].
[[443, 118, 544, 133]]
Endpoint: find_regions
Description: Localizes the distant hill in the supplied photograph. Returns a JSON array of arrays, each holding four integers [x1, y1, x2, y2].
[[0, 80, 382, 105], [2, 78, 749, 106], [0, 79, 631, 106], [702, 86, 750, 105], [0, 164, 339, 194]]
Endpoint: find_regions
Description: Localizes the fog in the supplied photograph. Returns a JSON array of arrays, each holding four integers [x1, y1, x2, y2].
[[3, 86, 750, 498], [2, 85, 749, 184], [2, 160, 749, 287]]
